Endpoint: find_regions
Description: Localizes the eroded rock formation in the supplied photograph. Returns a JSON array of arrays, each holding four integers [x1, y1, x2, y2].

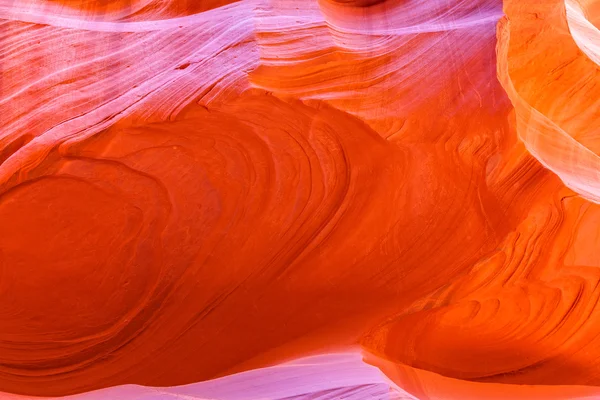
[[0, 0, 599, 399]]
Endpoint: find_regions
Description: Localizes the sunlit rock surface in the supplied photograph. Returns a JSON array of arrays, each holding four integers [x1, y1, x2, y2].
[[0, 0, 599, 398], [0, 353, 417, 400]]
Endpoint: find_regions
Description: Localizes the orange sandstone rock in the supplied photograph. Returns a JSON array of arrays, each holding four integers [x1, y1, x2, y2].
[[0, 0, 599, 398]]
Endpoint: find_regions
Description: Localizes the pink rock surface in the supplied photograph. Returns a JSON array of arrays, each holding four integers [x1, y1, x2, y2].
[[0, 353, 416, 400]]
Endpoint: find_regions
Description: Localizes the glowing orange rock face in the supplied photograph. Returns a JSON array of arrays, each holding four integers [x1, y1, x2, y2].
[[0, 0, 599, 399]]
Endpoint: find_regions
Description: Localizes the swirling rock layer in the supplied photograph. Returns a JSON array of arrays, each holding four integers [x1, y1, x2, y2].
[[0, 0, 599, 398]]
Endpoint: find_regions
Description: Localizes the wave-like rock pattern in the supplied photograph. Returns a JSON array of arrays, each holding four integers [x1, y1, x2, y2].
[[0, 0, 599, 398], [497, 0, 600, 203], [1, 353, 418, 400]]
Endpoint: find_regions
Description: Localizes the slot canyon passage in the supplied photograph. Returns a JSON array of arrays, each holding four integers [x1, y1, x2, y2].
[[0, 0, 600, 398]]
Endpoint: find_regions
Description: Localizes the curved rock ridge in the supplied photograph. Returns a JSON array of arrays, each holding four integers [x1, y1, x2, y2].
[[0, 90, 510, 395], [0, 0, 505, 189], [567, 0, 600, 65], [497, 0, 600, 203], [4, 352, 600, 400], [252, 0, 505, 137], [367, 352, 600, 399], [0, 353, 418, 400], [0, 0, 240, 21], [1, 0, 600, 398]]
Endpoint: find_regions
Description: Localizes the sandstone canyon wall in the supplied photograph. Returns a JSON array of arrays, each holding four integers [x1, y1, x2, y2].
[[0, 0, 599, 399]]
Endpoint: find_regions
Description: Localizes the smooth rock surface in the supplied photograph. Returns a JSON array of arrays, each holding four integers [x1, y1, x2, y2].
[[1, 0, 599, 398]]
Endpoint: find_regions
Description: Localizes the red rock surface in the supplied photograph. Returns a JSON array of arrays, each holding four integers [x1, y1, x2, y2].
[[0, 0, 599, 398]]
